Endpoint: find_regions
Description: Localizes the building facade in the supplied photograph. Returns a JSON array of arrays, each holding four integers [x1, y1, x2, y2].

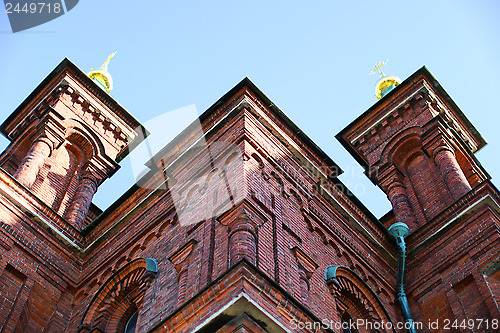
[[0, 58, 498, 333]]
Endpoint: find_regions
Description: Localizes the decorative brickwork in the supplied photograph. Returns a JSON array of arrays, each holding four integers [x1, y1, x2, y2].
[[421, 119, 472, 200], [218, 201, 266, 266], [78, 258, 157, 333], [64, 170, 100, 229], [326, 265, 394, 332], [0, 60, 499, 333], [292, 246, 319, 306], [168, 240, 197, 306]]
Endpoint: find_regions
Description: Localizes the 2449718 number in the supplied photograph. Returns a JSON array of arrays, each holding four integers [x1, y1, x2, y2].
[[442, 318, 498, 330], [5, 2, 61, 14]]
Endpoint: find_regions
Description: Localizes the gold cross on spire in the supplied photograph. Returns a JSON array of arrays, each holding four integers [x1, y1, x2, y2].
[[370, 59, 388, 77]]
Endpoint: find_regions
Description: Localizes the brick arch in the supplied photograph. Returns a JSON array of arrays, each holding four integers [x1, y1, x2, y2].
[[327, 239, 340, 257], [289, 188, 303, 206], [97, 268, 113, 285], [251, 152, 264, 167], [325, 265, 395, 332], [157, 219, 172, 236], [64, 118, 106, 161], [379, 126, 423, 170], [113, 257, 128, 273], [204, 168, 219, 188], [73, 289, 87, 306], [141, 233, 157, 250], [340, 252, 354, 268], [303, 214, 314, 232], [354, 264, 367, 280], [127, 245, 142, 261], [224, 150, 239, 165], [78, 258, 158, 333], [65, 131, 94, 163], [366, 275, 380, 294], [314, 227, 328, 245]]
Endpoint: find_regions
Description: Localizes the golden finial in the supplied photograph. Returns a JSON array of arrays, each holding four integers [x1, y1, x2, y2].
[[370, 59, 388, 77], [370, 60, 402, 100], [100, 52, 117, 71], [87, 53, 117, 93]]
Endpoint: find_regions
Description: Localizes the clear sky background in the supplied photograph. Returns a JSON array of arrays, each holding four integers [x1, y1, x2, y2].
[[1, 0, 499, 218]]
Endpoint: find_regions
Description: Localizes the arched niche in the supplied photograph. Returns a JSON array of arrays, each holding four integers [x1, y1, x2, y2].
[[325, 265, 395, 333], [379, 126, 423, 173], [63, 118, 104, 162], [78, 258, 158, 333]]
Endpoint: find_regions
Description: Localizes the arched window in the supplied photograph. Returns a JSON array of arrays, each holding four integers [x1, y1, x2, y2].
[[325, 265, 395, 333], [124, 311, 138, 333], [78, 258, 157, 333]]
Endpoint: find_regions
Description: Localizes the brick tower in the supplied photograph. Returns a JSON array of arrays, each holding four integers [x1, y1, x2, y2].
[[0, 59, 499, 333], [0, 58, 145, 331], [337, 67, 500, 330]]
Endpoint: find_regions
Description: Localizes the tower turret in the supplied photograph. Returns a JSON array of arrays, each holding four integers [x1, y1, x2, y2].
[[0, 58, 146, 229], [338, 66, 488, 232]]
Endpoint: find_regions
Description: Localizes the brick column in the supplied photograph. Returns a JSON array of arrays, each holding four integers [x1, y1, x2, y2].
[[13, 137, 52, 188], [381, 168, 418, 232], [65, 172, 98, 229], [176, 266, 189, 305], [291, 247, 318, 307], [422, 118, 472, 201], [297, 269, 311, 305], [168, 240, 197, 307], [218, 202, 266, 266], [228, 213, 257, 265], [432, 144, 471, 200]]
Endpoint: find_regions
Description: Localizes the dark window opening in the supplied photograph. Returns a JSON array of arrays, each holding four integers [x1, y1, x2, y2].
[[341, 312, 358, 333], [124, 311, 138, 333]]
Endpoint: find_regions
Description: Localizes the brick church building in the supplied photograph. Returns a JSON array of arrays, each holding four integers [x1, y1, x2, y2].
[[0, 58, 499, 332]]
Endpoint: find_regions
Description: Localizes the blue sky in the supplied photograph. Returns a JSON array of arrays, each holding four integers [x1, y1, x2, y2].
[[1, 0, 499, 217]]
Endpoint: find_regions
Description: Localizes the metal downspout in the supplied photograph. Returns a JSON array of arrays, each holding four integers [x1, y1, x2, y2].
[[388, 222, 417, 333]]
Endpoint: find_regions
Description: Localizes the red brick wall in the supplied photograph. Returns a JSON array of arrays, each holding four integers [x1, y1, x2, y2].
[[59, 97, 398, 332], [1, 68, 499, 333], [0, 265, 26, 331]]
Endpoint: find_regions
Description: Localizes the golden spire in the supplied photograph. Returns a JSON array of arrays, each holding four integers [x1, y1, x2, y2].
[[100, 52, 117, 72], [87, 52, 117, 93], [370, 60, 402, 100]]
